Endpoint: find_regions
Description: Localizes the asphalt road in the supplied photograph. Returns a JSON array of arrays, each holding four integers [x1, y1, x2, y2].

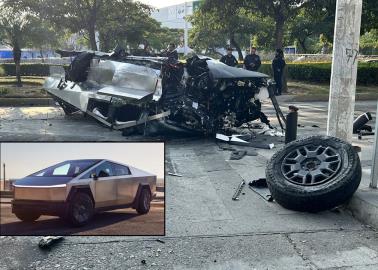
[[0, 100, 377, 269], [0, 203, 164, 236]]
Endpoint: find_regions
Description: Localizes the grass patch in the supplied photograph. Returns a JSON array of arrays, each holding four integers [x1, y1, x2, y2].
[[287, 81, 378, 101], [0, 76, 46, 86]]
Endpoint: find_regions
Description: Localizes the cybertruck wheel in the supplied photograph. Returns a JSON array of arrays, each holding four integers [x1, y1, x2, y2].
[[136, 188, 151, 214], [14, 211, 41, 222], [266, 136, 361, 212], [67, 192, 94, 227]]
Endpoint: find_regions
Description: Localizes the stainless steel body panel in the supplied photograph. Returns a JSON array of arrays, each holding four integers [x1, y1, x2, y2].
[[14, 185, 67, 202], [13, 160, 157, 210]]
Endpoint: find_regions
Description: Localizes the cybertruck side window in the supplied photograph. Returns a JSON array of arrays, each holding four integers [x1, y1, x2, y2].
[[95, 162, 114, 178], [111, 163, 131, 176], [32, 160, 99, 177]]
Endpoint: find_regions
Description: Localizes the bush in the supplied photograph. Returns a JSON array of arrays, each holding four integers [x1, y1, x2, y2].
[[0, 62, 377, 85], [258, 62, 378, 85], [0, 63, 55, 77]]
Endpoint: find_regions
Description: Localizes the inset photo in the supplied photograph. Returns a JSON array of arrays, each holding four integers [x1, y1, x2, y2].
[[0, 142, 164, 236]]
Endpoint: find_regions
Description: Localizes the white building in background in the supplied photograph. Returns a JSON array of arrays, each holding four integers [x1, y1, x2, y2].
[[151, 1, 201, 29]]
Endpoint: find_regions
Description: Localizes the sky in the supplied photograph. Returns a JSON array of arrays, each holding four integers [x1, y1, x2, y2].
[[1, 143, 164, 179], [138, 0, 187, 8]]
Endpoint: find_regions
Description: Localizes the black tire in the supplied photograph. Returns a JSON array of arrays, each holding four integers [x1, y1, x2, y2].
[[66, 192, 94, 227], [14, 211, 40, 222], [266, 135, 361, 212], [136, 188, 151, 214]]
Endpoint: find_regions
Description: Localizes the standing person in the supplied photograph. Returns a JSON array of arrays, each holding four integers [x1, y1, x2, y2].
[[272, 48, 286, 96], [220, 47, 238, 67], [164, 43, 179, 61], [244, 47, 261, 71]]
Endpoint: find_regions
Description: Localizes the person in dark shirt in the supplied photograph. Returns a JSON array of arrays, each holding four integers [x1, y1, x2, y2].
[[272, 48, 286, 96], [220, 47, 238, 67], [164, 43, 179, 61], [244, 47, 261, 71]]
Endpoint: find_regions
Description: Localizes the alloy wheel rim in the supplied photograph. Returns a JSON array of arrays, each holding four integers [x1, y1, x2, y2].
[[281, 144, 342, 186]]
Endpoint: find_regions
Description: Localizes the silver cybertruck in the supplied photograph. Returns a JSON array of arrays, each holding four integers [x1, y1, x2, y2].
[[12, 159, 156, 226], [44, 50, 277, 135]]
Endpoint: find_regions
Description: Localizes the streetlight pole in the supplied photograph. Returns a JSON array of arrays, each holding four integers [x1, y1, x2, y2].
[[327, 0, 363, 142]]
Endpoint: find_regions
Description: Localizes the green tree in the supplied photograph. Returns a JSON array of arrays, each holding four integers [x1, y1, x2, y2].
[[0, 3, 35, 86], [190, 0, 261, 60], [248, 0, 319, 49]]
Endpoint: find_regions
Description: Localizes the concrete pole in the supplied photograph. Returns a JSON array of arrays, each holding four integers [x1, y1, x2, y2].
[[184, 2, 189, 56], [370, 100, 378, 188], [327, 0, 363, 142]]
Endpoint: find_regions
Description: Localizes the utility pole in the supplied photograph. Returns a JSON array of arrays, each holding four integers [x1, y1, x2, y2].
[[370, 100, 378, 188], [327, 0, 363, 142]]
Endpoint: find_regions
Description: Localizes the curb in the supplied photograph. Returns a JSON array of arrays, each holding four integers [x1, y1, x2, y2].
[[347, 189, 378, 229]]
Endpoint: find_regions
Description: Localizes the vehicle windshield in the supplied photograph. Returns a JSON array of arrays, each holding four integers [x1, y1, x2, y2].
[[30, 160, 100, 177]]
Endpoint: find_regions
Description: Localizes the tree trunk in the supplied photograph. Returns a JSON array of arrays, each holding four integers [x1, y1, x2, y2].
[[40, 48, 45, 63], [13, 46, 22, 87], [229, 33, 243, 61], [88, 23, 98, 51], [274, 19, 285, 49], [298, 39, 307, 53]]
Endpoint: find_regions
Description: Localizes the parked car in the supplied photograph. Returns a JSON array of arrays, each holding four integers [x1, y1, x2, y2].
[[12, 159, 156, 226]]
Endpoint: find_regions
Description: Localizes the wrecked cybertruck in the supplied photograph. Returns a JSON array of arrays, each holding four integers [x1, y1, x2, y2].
[[44, 50, 281, 135]]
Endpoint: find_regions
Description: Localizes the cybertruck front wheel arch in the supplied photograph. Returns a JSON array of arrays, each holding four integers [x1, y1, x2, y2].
[[65, 187, 95, 227]]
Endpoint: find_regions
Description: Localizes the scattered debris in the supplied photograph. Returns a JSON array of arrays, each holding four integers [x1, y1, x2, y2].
[[216, 133, 275, 149], [248, 179, 273, 202], [230, 150, 247, 160], [168, 172, 183, 177], [232, 180, 246, 201], [38, 236, 64, 250]]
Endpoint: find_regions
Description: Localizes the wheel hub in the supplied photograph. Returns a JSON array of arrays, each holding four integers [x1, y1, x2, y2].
[[281, 144, 342, 186]]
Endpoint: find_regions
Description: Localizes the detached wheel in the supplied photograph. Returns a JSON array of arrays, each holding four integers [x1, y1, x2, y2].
[[67, 192, 94, 227], [266, 136, 361, 212], [136, 188, 151, 214], [14, 211, 40, 222]]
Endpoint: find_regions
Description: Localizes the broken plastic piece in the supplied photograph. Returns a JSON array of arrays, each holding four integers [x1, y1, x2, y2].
[[216, 133, 230, 142], [38, 236, 64, 249]]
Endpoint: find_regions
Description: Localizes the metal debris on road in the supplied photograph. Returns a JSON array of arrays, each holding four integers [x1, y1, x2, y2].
[[232, 180, 246, 201], [38, 236, 64, 249], [248, 179, 273, 202], [168, 172, 183, 177]]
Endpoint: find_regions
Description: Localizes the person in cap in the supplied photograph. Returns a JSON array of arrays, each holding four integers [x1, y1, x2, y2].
[[244, 47, 261, 71], [220, 47, 238, 67]]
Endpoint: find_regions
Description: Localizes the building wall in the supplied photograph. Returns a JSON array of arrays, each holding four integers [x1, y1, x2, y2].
[[151, 1, 202, 29]]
